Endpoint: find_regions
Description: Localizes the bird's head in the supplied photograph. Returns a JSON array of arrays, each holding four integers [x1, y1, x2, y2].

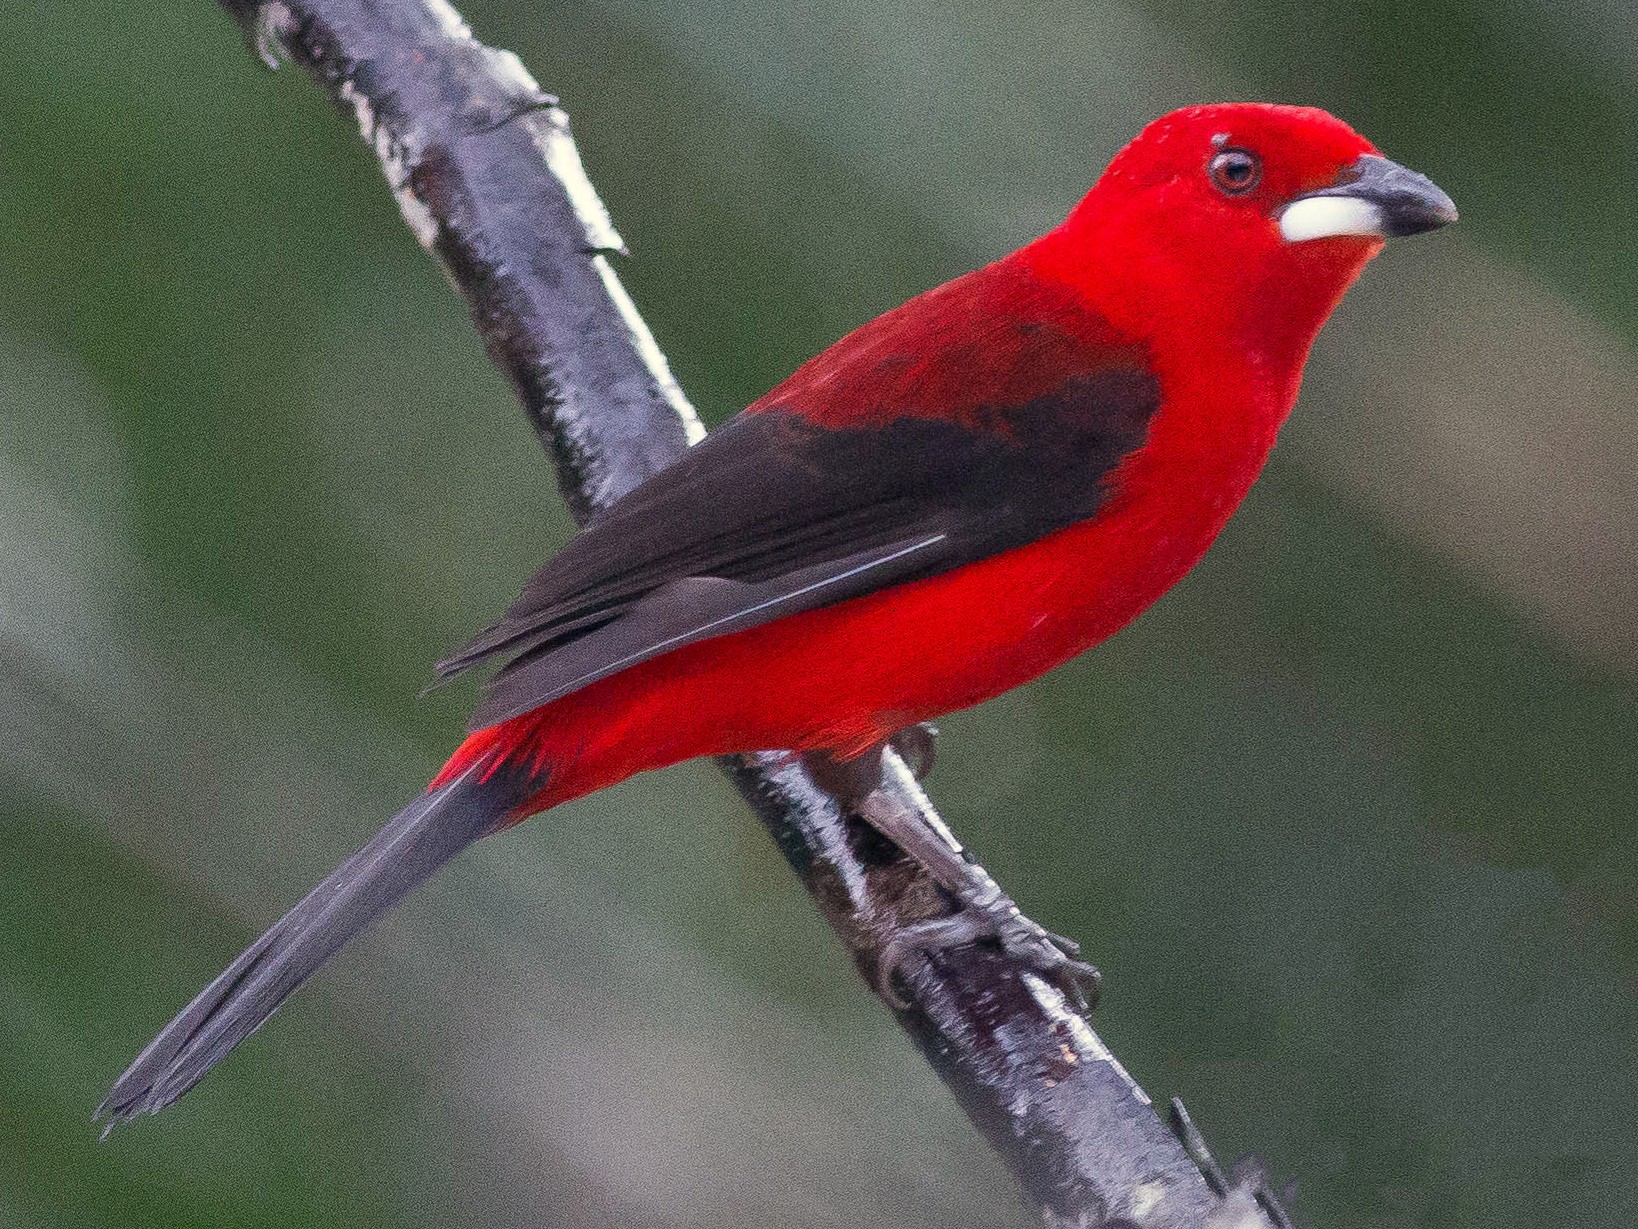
[[1035, 103, 1456, 360]]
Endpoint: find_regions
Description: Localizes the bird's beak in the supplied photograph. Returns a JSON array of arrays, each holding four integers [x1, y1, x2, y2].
[[1278, 154, 1458, 243]]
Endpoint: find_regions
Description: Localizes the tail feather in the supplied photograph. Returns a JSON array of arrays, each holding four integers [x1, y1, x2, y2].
[[96, 763, 529, 1132]]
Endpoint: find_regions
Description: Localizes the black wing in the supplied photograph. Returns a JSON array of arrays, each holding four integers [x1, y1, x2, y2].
[[440, 371, 1159, 729]]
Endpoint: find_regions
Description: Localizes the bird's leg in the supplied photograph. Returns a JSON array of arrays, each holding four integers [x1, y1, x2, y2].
[[801, 723, 936, 803], [803, 741, 1098, 1013], [801, 742, 888, 802], [857, 787, 1100, 1012], [887, 721, 938, 781]]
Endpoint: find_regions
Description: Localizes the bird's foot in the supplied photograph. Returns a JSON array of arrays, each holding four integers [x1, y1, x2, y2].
[[877, 890, 1101, 1013], [807, 743, 1098, 1014]]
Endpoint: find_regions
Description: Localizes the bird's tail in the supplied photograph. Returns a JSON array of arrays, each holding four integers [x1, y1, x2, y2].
[[96, 761, 534, 1132]]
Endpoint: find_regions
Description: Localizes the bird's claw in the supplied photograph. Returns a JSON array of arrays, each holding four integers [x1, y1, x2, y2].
[[994, 911, 1102, 1013], [877, 900, 1101, 1013]]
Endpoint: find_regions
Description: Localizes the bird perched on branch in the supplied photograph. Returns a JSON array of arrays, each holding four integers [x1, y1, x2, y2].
[[99, 102, 1454, 1128]]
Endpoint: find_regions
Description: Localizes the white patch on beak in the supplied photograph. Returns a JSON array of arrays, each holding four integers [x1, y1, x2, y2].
[[1278, 195, 1386, 243]]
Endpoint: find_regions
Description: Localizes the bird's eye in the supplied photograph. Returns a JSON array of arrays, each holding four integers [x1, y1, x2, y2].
[[1208, 148, 1261, 195]]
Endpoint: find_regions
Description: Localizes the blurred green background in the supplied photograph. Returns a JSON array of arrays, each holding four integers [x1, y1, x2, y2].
[[3, 1, 1635, 1225]]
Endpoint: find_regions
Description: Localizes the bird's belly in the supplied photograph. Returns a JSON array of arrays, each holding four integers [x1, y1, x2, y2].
[[725, 509, 1206, 740], [518, 500, 1219, 804]]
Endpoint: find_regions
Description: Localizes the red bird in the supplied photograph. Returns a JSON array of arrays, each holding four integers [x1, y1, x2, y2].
[[100, 103, 1454, 1126]]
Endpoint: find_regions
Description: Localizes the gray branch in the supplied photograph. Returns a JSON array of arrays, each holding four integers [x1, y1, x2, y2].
[[218, 2, 1293, 1224]]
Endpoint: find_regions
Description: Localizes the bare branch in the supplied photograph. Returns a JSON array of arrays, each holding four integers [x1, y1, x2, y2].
[[217, 2, 1292, 1223]]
